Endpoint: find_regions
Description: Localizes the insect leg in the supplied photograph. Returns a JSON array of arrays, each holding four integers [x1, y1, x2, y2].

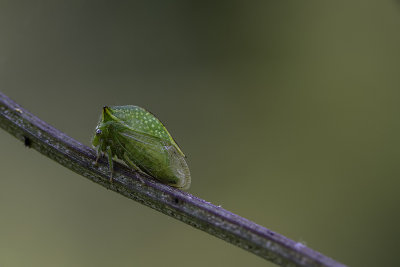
[[122, 152, 146, 183], [121, 152, 140, 171], [94, 148, 103, 166], [106, 146, 114, 182], [94, 140, 103, 166]]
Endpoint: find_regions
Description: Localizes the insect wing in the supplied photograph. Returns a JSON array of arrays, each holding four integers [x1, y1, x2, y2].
[[119, 129, 169, 155], [117, 129, 191, 189], [110, 105, 185, 157]]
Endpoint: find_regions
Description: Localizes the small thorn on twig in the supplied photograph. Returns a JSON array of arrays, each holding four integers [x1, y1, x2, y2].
[[24, 136, 31, 148]]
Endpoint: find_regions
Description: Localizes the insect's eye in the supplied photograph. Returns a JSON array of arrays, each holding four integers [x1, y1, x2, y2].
[[96, 129, 102, 135]]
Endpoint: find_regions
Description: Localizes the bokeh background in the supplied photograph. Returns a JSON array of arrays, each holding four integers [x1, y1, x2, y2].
[[1, 1, 399, 266]]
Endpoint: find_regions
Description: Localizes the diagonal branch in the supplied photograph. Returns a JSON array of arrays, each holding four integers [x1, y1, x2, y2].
[[0, 91, 346, 267]]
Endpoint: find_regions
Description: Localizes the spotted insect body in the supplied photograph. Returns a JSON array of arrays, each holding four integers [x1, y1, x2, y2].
[[92, 105, 191, 189]]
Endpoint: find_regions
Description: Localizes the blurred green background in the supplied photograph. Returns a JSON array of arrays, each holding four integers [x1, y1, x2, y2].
[[1, 1, 399, 266]]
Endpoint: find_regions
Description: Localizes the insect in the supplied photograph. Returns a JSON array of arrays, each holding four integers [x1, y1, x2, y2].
[[92, 105, 191, 189]]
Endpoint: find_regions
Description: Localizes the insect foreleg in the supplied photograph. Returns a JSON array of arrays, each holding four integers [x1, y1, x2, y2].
[[95, 149, 103, 166], [106, 146, 114, 182], [94, 140, 103, 166]]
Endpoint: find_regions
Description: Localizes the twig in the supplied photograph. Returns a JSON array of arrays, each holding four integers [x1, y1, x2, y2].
[[0, 91, 346, 267]]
